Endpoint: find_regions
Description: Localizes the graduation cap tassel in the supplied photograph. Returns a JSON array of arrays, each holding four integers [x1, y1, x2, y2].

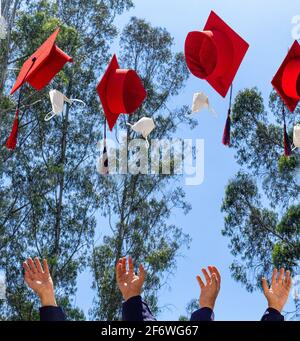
[[6, 57, 37, 150], [222, 109, 231, 146], [6, 109, 19, 150], [222, 84, 233, 146], [101, 119, 109, 175], [282, 104, 292, 157], [6, 85, 23, 150], [284, 125, 292, 157]]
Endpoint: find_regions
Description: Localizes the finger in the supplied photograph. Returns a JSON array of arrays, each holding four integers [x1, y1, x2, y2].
[[202, 268, 211, 285], [116, 263, 122, 282], [116, 259, 123, 275], [139, 264, 146, 282], [208, 266, 220, 285], [208, 266, 214, 277], [212, 266, 221, 284], [23, 262, 32, 275], [24, 270, 32, 285], [271, 268, 278, 287], [285, 271, 292, 290], [196, 275, 205, 289], [211, 273, 218, 288], [27, 258, 37, 274], [121, 257, 126, 273], [42, 259, 50, 275], [34, 258, 44, 273], [23, 268, 33, 282], [262, 277, 269, 296], [128, 257, 134, 275], [278, 268, 285, 283], [208, 267, 219, 285], [285, 270, 291, 283]]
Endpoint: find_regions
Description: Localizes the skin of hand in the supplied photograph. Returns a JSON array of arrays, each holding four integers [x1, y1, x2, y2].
[[23, 257, 57, 307], [262, 268, 292, 313], [196, 266, 221, 311], [116, 256, 146, 302]]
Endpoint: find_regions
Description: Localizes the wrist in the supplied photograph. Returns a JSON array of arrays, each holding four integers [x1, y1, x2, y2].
[[201, 304, 215, 311], [123, 293, 141, 302], [39, 292, 57, 307], [268, 304, 283, 314], [200, 301, 215, 311]]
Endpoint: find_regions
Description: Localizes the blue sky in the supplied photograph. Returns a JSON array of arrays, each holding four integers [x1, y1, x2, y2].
[[76, 0, 299, 321]]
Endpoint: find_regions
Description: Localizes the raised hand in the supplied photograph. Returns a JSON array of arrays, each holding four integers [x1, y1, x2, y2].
[[23, 257, 57, 307], [116, 257, 146, 301], [262, 268, 292, 313], [196, 266, 221, 311]]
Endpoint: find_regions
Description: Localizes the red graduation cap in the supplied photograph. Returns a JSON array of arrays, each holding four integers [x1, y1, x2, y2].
[[272, 40, 300, 113], [271, 41, 300, 157], [10, 28, 72, 95], [6, 28, 72, 150], [185, 11, 249, 98], [97, 54, 147, 131]]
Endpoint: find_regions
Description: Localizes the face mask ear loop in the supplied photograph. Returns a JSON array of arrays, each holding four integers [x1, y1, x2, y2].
[[68, 98, 86, 106], [209, 105, 218, 118], [44, 111, 57, 122], [145, 136, 150, 149]]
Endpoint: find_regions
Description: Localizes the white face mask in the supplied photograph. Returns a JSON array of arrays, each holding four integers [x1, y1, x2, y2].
[[127, 117, 155, 148], [293, 124, 300, 148], [97, 140, 109, 176], [44, 90, 86, 121], [191, 92, 216, 116]]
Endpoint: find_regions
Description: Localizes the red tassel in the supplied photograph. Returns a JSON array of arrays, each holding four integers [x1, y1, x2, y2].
[[6, 109, 19, 150], [283, 123, 292, 157], [222, 109, 231, 146]]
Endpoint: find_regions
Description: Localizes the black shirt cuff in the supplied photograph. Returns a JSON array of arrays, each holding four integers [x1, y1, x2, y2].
[[39, 306, 67, 321], [261, 308, 284, 321], [122, 296, 156, 321], [191, 307, 215, 321]]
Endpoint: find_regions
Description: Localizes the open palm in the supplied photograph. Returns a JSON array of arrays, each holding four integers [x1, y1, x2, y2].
[[197, 266, 221, 310], [23, 258, 54, 298], [116, 257, 146, 301], [262, 268, 292, 313]]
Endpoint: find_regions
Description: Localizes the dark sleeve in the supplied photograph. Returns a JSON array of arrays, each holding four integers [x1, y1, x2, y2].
[[190, 307, 215, 321], [122, 296, 156, 321], [261, 308, 284, 321], [39, 306, 67, 321]]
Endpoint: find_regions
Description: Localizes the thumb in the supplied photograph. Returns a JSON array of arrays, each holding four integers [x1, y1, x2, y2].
[[262, 277, 269, 296], [24, 271, 33, 287]]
